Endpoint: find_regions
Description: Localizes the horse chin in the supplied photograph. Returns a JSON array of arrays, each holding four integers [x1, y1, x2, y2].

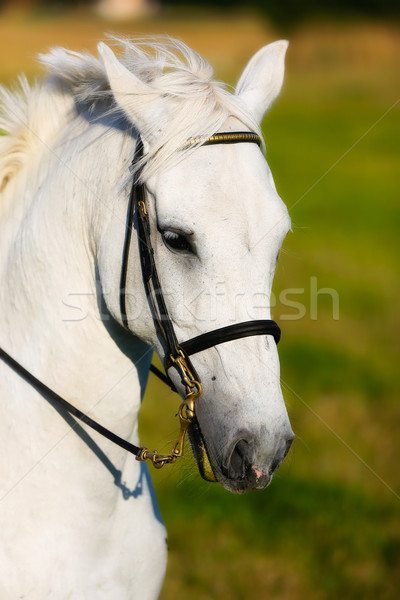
[[219, 471, 273, 495]]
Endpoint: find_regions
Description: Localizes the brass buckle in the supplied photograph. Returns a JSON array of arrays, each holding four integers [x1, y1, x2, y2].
[[137, 199, 147, 216], [136, 350, 202, 469], [169, 349, 202, 399]]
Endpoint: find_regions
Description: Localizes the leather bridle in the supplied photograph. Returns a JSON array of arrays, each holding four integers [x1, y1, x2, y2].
[[0, 130, 281, 477]]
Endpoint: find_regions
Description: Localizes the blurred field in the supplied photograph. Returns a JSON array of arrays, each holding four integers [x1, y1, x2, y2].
[[1, 8, 399, 599]]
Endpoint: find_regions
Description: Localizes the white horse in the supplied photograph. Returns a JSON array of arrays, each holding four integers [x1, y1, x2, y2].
[[0, 37, 294, 599]]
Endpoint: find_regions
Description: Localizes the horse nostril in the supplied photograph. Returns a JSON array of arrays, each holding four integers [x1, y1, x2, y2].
[[285, 435, 294, 456], [224, 432, 294, 483], [270, 435, 295, 475], [227, 438, 253, 480]]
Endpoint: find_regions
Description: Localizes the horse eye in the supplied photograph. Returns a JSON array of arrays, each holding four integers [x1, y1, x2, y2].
[[161, 230, 193, 253]]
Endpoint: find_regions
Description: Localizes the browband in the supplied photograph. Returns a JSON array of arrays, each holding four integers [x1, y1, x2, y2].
[[184, 131, 262, 148]]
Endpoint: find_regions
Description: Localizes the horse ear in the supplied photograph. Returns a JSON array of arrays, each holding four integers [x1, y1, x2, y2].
[[98, 42, 152, 135], [235, 40, 288, 124]]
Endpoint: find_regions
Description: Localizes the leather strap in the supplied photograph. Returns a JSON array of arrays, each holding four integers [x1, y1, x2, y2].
[[180, 320, 281, 357], [119, 139, 141, 326], [0, 347, 142, 456], [121, 137, 181, 355]]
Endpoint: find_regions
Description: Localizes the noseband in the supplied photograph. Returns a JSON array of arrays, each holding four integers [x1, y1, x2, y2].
[[0, 131, 281, 476]]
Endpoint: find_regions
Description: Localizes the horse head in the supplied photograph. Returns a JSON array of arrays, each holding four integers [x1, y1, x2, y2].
[[97, 39, 294, 494]]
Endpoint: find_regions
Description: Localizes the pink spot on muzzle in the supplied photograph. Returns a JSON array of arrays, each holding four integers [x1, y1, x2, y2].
[[252, 466, 265, 482]]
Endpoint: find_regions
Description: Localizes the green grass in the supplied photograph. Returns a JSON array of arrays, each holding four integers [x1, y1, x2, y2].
[[1, 11, 399, 599], [158, 475, 399, 599]]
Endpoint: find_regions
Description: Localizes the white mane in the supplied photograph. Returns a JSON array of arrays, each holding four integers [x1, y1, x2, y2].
[[0, 36, 261, 189]]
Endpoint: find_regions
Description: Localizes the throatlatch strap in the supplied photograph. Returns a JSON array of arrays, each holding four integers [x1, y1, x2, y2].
[[120, 138, 144, 326]]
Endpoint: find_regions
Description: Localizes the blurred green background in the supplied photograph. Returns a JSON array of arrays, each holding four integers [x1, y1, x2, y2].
[[1, 1, 399, 598]]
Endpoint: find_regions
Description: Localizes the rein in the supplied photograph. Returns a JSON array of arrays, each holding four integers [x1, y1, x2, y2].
[[0, 131, 281, 475]]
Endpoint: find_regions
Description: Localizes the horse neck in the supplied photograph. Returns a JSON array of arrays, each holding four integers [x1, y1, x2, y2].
[[0, 115, 150, 471]]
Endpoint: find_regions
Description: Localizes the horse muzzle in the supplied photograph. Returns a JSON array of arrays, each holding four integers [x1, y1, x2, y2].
[[190, 419, 295, 493]]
